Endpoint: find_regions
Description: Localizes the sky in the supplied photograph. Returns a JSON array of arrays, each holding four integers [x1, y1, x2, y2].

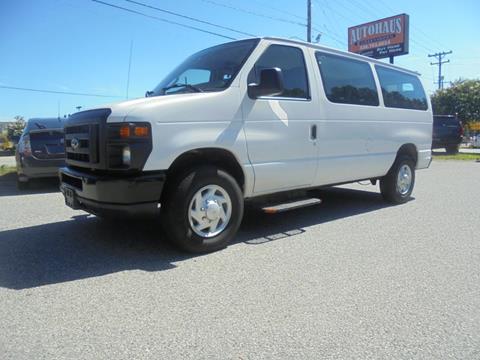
[[0, 0, 479, 120]]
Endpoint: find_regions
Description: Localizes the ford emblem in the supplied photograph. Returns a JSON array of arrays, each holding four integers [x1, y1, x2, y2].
[[71, 137, 80, 151]]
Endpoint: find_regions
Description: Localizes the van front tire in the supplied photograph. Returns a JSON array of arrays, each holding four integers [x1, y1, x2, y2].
[[161, 166, 243, 253], [380, 156, 415, 204]]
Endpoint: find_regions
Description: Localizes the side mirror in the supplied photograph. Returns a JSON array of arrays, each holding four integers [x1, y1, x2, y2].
[[248, 68, 284, 99], [145, 90, 154, 98]]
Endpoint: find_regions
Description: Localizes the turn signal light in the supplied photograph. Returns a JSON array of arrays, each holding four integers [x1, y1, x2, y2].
[[134, 126, 149, 137], [119, 126, 130, 138], [119, 125, 149, 138]]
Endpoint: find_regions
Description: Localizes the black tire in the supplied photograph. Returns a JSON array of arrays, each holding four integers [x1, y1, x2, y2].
[[16, 179, 29, 190], [445, 145, 459, 155], [380, 155, 415, 204], [161, 166, 244, 253]]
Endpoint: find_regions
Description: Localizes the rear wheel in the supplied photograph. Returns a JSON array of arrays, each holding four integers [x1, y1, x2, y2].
[[16, 178, 29, 190], [380, 156, 415, 204], [161, 166, 243, 253], [445, 145, 459, 154]]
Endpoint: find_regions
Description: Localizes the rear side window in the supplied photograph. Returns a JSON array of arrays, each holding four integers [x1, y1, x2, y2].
[[375, 66, 428, 110], [315, 52, 379, 106], [248, 44, 309, 99]]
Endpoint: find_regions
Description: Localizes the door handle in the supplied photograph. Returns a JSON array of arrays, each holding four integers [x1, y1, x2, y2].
[[310, 124, 317, 140]]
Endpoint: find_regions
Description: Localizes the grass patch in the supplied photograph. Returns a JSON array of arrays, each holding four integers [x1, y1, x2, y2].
[[433, 153, 480, 161], [0, 165, 16, 176]]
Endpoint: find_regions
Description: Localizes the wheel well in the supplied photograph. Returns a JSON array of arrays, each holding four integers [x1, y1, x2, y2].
[[397, 143, 418, 165], [165, 148, 245, 193]]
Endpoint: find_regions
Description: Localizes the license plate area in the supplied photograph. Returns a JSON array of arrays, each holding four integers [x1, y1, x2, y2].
[[62, 186, 80, 209]]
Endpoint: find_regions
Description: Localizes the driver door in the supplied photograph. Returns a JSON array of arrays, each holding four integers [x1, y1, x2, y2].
[[242, 44, 318, 195]]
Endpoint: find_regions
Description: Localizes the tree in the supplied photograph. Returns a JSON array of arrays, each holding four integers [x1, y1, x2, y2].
[[7, 116, 26, 141], [430, 79, 480, 123]]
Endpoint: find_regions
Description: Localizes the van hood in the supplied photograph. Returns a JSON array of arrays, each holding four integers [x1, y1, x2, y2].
[[88, 93, 218, 123]]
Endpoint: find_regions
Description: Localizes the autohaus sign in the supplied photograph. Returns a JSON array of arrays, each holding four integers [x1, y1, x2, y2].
[[348, 14, 409, 61]]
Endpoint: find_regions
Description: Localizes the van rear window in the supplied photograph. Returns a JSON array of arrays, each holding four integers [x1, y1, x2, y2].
[[375, 66, 428, 110], [315, 52, 379, 106]]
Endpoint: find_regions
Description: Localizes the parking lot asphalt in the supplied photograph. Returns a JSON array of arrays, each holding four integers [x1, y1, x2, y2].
[[0, 160, 479, 359]]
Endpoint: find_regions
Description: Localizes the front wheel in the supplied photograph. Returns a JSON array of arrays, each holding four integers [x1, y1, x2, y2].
[[161, 166, 244, 253], [380, 156, 415, 204]]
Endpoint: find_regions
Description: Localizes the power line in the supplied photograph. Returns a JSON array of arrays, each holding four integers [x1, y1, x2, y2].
[[313, 0, 353, 45], [429, 51, 453, 90], [197, 0, 345, 47], [124, 0, 255, 37], [199, 0, 306, 27], [358, 0, 445, 51], [0, 85, 122, 98], [91, 0, 237, 40], [373, 0, 445, 49], [315, 1, 342, 36], [248, 0, 307, 21]]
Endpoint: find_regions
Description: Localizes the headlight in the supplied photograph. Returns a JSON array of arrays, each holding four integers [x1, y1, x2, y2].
[[122, 146, 131, 165], [106, 122, 152, 170]]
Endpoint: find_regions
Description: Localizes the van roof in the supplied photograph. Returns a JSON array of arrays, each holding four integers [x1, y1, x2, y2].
[[261, 36, 421, 76]]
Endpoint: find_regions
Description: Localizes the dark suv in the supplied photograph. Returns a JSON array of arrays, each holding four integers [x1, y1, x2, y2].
[[16, 118, 65, 189], [432, 115, 464, 154]]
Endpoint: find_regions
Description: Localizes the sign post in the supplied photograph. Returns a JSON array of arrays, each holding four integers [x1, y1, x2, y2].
[[348, 14, 409, 62]]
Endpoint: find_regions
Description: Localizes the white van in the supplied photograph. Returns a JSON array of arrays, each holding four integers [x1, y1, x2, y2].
[[60, 37, 433, 252]]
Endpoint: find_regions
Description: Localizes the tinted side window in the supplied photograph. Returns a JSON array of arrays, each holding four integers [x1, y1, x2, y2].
[[375, 66, 428, 110], [315, 52, 379, 106], [249, 45, 309, 99]]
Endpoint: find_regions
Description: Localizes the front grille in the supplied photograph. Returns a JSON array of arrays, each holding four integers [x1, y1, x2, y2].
[[65, 139, 89, 148], [67, 152, 90, 162], [64, 124, 97, 165], [63, 108, 111, 169]]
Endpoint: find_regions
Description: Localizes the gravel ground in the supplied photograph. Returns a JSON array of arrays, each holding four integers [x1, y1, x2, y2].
[[0, 160, 479, 359]]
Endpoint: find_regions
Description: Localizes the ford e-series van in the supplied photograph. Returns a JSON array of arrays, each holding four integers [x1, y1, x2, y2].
[[60, 37, 433, 253]]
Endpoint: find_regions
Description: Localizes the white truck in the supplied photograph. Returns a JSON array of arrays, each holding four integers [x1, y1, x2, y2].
[[60, 37, 433, 252]]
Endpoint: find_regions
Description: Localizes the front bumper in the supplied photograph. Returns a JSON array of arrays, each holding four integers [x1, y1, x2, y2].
[[59, 167, 165, 217]]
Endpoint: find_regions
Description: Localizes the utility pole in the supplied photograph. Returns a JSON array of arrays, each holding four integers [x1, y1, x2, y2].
[[307, 0, 312, 43], [429, 51, 452, 90]]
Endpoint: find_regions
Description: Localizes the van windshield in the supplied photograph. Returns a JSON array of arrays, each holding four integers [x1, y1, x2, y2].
[[151, 39, 259, 96]]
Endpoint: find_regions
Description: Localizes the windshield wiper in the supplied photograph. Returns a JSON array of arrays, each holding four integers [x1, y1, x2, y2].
[[162, 83, 203, 93]]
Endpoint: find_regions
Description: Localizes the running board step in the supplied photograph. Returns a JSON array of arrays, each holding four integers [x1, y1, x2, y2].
[[262, 198, 322, 214]]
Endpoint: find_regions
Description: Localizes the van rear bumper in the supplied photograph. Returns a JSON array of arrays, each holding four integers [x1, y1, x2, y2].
[[59, 167, 165, 217]]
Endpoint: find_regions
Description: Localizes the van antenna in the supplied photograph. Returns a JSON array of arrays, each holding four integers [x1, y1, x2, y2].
[[126, 40, 133, 99]]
